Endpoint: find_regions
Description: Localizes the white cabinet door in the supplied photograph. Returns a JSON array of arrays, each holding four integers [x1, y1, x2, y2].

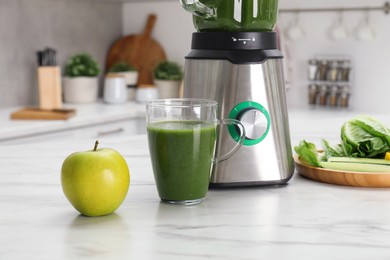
[[0, 119, 146, 145]]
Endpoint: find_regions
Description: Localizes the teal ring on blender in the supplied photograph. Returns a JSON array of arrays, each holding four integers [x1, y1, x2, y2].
[[228, 101, 271, 146]]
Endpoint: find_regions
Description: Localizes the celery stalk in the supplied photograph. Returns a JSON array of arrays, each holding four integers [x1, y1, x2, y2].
[[320, 161, 390, 172], [327, 157, 390, 165]]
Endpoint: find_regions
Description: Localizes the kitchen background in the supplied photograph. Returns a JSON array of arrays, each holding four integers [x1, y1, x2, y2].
[[0, 0, 122, 107], [1, 0, 389, 112]]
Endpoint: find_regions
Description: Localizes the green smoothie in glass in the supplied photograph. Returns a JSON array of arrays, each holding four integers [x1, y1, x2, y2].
[[146, 99, 244, 205], [147, 120, 217, 203]]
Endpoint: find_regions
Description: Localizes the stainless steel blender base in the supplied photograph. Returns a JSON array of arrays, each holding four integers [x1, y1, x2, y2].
[[183, 59, 294, 186], [209, 179, 291, 189]]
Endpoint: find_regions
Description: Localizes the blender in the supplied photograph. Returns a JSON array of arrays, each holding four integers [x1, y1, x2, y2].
[[180, 0, 294, 187]]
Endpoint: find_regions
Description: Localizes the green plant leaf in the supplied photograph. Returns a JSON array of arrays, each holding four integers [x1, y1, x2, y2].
[[154, 61, 183, 80], [65, 53, 100, 77], [294, 140, 322, 167], [109, 61, 136, 72], [341, 116, 390, 158], [322, 139, 346, 159]]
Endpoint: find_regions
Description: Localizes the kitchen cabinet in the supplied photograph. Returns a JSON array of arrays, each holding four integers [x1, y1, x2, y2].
[[0, 101, 146, 145], [0, 118, 146, 145], [81, 0, 176, 2]]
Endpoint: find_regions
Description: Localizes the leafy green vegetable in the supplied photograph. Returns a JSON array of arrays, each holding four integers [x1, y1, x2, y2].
[[293, 140, 390, 172], [340, 116, 390, 158], [294, 115, 390, 172], [321, 139, 346, 159], [294, 140, 322, 167], [351, 115, 390, 143]]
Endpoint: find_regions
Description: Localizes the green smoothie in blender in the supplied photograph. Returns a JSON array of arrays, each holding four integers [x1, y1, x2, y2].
[[181, 0, 279, 32]]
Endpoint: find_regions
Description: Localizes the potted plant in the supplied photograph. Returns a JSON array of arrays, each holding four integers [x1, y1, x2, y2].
[[63, 53, 100, 103], [153, 61, 183, 99], [108, 61, 138, 100]]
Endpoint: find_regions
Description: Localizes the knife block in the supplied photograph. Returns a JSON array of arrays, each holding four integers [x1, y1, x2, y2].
[[37, 66, 62, 110]]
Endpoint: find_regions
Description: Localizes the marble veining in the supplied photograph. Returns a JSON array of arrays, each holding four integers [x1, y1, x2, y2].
[[2, 106, 390, 259], [1, 132, 390, 259]]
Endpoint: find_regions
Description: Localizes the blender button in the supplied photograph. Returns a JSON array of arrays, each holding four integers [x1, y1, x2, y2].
[[239, 109, 268, 140]]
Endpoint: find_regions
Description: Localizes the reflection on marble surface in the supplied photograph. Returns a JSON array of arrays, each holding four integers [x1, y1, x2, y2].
[[2, 126, 390, 259]]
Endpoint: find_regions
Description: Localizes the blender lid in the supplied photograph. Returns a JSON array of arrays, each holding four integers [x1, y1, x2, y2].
[[191, 31, 278, 50], [186, 32, 282, 64]]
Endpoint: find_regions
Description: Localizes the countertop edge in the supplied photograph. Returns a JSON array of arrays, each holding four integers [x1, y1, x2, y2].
[[0, 101, 146, 141]]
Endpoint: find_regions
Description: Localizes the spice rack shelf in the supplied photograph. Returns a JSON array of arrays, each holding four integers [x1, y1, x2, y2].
[[280, 1, 389, 15], [307, 55, 353, 109]]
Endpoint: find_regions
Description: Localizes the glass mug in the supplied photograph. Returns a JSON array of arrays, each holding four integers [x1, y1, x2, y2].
[[146, 99, 245, 205], [180, 0, 279, 32]]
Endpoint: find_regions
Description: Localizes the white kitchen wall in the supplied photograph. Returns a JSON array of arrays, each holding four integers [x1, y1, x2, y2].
[[278, 0, 390, 112], [123, 0, 390, 113], [0, 0, 122, 108], [123, 2, 192, 67]]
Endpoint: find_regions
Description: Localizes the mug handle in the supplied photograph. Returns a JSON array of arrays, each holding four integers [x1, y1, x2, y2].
[[214, 119, 246, 163]]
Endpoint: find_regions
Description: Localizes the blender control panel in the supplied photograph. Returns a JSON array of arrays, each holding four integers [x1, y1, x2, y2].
[[228, 101, 270, 146]]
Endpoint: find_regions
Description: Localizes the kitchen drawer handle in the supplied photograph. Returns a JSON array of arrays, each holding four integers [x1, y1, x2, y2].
[[97, 128, 124, 136]]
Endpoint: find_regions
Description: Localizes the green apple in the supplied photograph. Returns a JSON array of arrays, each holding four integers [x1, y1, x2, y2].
[[61, 140, 130, 217]]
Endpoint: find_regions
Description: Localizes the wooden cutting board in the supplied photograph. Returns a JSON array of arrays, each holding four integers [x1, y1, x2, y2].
[[294, 156, 390, 188], [10, 108, 76, 120], [105, 14, 166, 86]]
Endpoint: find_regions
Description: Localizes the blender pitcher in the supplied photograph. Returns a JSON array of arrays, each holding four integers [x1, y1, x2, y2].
[[180, 0, 279, 32], [180, 0, 294, 187]]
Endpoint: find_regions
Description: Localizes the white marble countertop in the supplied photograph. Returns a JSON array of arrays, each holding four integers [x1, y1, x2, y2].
[[1, 100, 388, 146], [2, 105, 390, 259]]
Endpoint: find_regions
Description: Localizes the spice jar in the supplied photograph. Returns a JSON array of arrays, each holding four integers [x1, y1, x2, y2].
[[327, 60, 340, 82], [340, 85, 350, 107], [317, 60, 329, 81], [318, 84, 328, 106], [308, 59, 319, 81], [329, 85, 339, 107], [339, 60, 351, 82], [308, 84, 318, 105]]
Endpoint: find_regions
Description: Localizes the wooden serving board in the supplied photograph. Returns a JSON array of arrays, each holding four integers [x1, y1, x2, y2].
[[10, 108, 76, 120], [294, 156, 390, 187], [105, 14, 166, 86]]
